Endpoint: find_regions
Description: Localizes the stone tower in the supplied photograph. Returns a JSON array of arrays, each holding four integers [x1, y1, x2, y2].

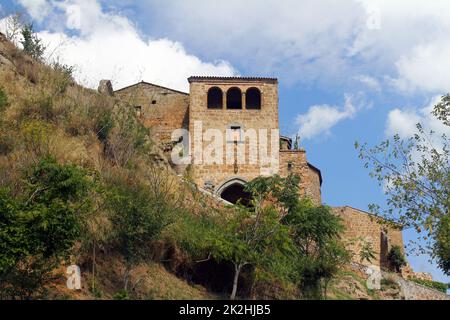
[[187, 76, 280, 203]]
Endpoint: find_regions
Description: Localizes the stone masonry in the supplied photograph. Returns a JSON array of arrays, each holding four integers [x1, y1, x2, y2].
[[107, 76, 409, 271], [333, 206, 404, 268]]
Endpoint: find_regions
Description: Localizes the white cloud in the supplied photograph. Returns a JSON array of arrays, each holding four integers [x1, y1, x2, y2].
[[385, 109, 420, 137], [128, 0, 450, 93], [11, 0, 450, 94], [14, 0, 236, 91], [391, 43, 450, 93], [296, 94, 366, 140], [385, 95, 450, 139], [355, 75, 381, 92], [17, 0, 51, 22]]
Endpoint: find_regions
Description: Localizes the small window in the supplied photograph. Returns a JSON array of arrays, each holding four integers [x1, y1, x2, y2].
[[134, 106, 142, 117], [228, 125, 242, 143], [246, 87, 261, 109], [287, 162, 293, 171], [207, 87, 223, 109], [151, 100, 157, 105], [227, 87, 242, 109]]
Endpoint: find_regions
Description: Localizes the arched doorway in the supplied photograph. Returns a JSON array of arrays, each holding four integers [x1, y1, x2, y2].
[[217, 178, 252, 207]]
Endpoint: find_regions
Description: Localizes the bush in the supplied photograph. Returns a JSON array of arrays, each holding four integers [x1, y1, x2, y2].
[[411, 278, 448, 293], [283, 202, 350, 299], [387, 245, 407, 272], [20, 120, 54, 162], [20, 24, 45, 61], [104, 168, 181, 291], [0, 157, 92, 299], [0, 87, 8, 111], [105, 107, 150, 166]]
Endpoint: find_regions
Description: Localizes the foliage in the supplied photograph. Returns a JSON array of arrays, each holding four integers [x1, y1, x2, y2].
[[20, 120, 54, 162], [356, 94, 450, 274], [49, 61, 74, 94], [387, 245, 407, 272], [410, 278, 448, 293], [435, 214, 450, 275], [106, 107, 150, 166], [95, 110, 114, 142], [283, 200, 349, 299], [112, 289, 129, 300], [20, 24, 45, 61], [104, 168, 181, 290], [359, 240, 376, 264], [211, 205, 294, 299], [0, 157, 92, 299], [293, 133, 300, 150], [0, 87, 8, 111], [433, 94, 450, 126]]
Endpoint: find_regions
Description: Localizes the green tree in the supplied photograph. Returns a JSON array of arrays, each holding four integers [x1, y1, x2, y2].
[[105, 169, 181, 292], [20, 23, 45, 61], [356, 94, 450, 275], [211, 205, 293, 300], [387, 245, 407, 272], [206, 175, 299, 299], [0, 158, 92, 299], [283, 201, 349, 299]]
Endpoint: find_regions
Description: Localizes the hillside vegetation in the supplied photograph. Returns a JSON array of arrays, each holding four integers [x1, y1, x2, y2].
[[0, 30, 385, 300]]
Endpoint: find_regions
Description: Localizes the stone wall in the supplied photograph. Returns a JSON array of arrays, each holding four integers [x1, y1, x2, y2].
[[333, 206, 404, 268], [188, 78, 280, 192], [114, 82, 189, 143], [385, 272, 450, 300], [279, 150, 321, 205]]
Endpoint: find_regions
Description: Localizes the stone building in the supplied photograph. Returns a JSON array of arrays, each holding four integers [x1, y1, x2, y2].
[[108, 76, 404, 269]]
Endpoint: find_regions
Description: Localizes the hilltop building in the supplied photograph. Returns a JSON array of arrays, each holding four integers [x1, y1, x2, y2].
[[101, 76, 404, 270]]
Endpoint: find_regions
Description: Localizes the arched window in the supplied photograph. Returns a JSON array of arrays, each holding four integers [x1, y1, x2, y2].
[[246, 87, 261, 109], [226, 87, 242, 109], [207, 87, 223, 109]]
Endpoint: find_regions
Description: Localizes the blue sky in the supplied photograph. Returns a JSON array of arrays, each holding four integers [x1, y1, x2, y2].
[[1, 0, 449, 284]]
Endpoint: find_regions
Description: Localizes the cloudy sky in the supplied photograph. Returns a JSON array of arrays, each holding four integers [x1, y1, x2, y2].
[[1, 0, 449, 283]]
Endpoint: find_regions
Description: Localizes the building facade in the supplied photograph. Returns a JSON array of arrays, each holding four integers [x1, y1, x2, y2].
[[107, 76, 405, 270]]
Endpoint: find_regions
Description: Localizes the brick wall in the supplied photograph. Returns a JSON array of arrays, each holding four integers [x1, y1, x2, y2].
[[332, 206, 404, 268]]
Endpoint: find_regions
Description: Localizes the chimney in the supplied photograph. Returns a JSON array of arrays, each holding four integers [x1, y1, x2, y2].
[[98, 80, 114, 96]]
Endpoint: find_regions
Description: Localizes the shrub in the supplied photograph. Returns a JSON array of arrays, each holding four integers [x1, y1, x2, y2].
[[95, 110, 114, 141], [20, 24, 45, 61], [0, 87, 8, 111], [387, 245, 407, 272], [104, 169, 180, 291], [20, 120, 54, 162], [283, 202, 350, 300], [410, 278, 448, 293], [0, 157, 92, 299], [18, 93, 56, 122]]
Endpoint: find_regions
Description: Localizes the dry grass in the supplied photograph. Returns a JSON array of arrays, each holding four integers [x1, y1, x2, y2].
[[46, 252, 216, 300]]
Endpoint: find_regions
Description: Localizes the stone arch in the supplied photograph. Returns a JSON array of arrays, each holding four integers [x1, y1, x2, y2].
[[246, 87, 261, 109], [226, 87, 242, 109], [216, 177, 252, 206], [207, 87, 223, 109]]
